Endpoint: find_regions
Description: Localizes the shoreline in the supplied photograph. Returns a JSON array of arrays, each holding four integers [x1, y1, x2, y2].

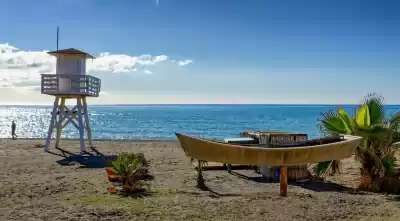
[[0, 138, 179, 142]]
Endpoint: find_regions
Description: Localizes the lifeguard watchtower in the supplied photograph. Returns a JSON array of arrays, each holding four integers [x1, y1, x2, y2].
[[41, 48, 101, 152]]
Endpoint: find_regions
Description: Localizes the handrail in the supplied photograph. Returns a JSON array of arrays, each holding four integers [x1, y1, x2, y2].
[[41, 74, 101, 97]]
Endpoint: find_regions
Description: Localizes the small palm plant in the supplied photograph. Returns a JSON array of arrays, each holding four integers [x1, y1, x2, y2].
[[110, 152, 150, 193], [316, 93, 400, 192]]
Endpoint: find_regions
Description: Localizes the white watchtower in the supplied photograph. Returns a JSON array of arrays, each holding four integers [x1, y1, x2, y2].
[[41, 48, 101, 152]]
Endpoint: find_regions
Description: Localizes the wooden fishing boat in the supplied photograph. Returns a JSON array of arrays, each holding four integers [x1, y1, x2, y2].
[[175, 133, 363, 166]]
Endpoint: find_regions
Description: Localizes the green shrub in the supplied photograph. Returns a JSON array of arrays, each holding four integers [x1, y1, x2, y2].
[[317, 93, 400, 193], [111, 151, 150, 193]]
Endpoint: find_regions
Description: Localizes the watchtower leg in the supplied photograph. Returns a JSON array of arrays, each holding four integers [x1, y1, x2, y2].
[[82, 97, 93, 148], [44, 97, 60, 152], [55, 98, 66, 148], [76, 97, 86, 152]]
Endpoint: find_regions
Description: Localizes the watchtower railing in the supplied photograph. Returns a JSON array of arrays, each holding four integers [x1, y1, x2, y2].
[[41, 74, 101, 97]]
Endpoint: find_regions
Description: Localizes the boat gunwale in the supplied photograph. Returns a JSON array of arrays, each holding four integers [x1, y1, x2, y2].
[[175, 133, 363, 151]]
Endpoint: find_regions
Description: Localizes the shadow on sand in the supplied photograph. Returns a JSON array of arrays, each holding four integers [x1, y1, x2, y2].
[[48, 146, 117, 168], [386, 195, 400, 202], [229, 170, 366, 195], [197, 184, 243, 198], [292, 180, 364, 194], [229, 171, 266, 183]]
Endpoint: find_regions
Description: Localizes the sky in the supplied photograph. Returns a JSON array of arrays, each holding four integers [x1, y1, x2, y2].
[[0, 0, 399, 104]]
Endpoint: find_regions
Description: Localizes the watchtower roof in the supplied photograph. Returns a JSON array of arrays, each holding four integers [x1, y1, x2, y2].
[[47, 48, 96, 59]]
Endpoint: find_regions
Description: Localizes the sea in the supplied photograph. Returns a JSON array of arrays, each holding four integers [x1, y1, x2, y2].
[[1, 104, 399, 140]]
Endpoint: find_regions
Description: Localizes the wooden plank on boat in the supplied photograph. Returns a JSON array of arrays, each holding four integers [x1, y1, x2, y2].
[[241, 130, 310, 182], [240, 131, 307, 145], [224, 137, 257, 144]]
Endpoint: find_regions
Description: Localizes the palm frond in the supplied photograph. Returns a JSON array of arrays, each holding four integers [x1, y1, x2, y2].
[[313, 161, 331, 177], [355, 104, 371, 128], [318, 107, 355, 135], [337, 108, 354, 134], [388, 112, 400, 132], [313, 160, 342, 177], [357, 143, 386, 177], [321, 119, 349, 135], [353, 123, 389, 140], [360, 93, 385, 125], [382, 156, 396, 177]]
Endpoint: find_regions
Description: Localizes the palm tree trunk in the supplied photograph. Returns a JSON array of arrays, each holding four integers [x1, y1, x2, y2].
[[358, 168, 372, 190]]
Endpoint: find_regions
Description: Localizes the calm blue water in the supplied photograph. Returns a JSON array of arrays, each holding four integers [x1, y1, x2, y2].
[[0, 105, 399, 140]]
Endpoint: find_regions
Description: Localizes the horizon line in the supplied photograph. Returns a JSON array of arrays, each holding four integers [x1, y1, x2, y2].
[[1, 103, 400, 106]]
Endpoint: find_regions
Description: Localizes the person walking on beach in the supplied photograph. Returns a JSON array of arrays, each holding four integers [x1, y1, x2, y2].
[[11, 121, 17, 140]]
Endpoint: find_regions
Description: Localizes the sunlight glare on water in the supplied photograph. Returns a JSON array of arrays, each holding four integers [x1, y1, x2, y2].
[[0, 104, 399, 140]]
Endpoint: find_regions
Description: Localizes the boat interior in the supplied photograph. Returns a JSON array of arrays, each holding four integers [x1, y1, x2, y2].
[[209, 135, 345, 148]]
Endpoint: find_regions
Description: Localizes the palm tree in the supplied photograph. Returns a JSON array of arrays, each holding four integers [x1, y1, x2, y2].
[[316, 93, 400, 192], [111, 152, 150, 192]]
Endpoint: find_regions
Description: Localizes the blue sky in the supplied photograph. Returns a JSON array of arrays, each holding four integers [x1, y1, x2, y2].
[[0, 0, 399, 104]]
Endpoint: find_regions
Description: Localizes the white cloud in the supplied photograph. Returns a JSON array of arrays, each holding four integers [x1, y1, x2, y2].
[[0, 43, 192, 88], [26, 86, 41, 92], [143, 69, 153, 74], [87, 53, 168, 73], [99, 91, 110, 96], [175, 59, 193, 66]]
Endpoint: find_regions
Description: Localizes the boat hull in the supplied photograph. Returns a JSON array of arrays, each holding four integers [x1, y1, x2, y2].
[[175, 133, 363, 166]]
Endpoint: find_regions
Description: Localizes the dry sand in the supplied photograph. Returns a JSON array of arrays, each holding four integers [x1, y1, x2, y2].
[[1, 139, 400, 221]]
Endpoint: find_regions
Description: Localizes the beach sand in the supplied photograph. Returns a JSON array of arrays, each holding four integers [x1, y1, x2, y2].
[[1, 139, 400, 221]]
